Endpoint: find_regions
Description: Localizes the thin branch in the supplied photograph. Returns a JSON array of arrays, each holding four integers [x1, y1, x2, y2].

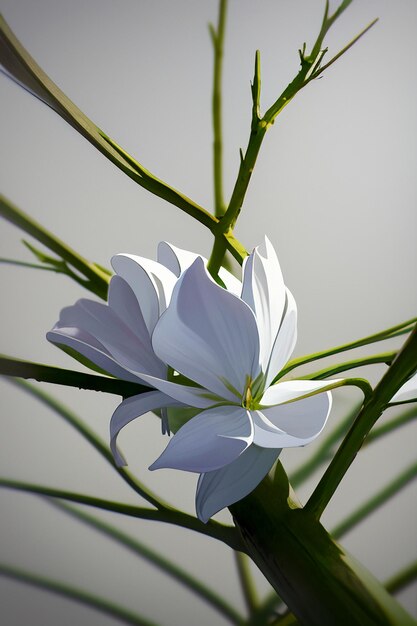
[[331, 460, 417, 539], [0, 479, 244, 551], [210, 0, 227, 218], [0, 355, 147, 398], [0, 17, 216, 232], [305, 326, 417, 519], [50, 500, 245, 625], [277, 318, 417, 380], [0, 563, 160, 626], [0, 195, 109, 299], [234, 552, 259, 618], [300, 352, 396, 381], [385, 561, 417, 595]]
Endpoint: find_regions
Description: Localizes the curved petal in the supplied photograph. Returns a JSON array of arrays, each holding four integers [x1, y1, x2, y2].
[[252, 391, 331, 448], [264, 288, 297, 387], [50, 299, 166, 379], [391, 372, 417, 403], [47, 326, 147, 384], [150, 406, 253, 473], [261, 379, 342, 406], [241, 237, 287, 372], [196, 445, 280, 522], [136, 372, 224, 409], [108, 275, 151, 344], [110, 391, 180, 466], [152, 257, 261, 401], [111, 254, 176, 333], [158, 241, 241, 295]]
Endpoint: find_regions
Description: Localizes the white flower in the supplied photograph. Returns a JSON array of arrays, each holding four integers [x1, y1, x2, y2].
[[391, 372, 417, 403], [48, 238, 336, 522]]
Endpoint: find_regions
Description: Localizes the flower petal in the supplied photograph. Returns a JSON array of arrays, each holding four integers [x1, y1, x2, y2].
[[134, 372, 224, 409], [252, 391, 331, 448], [391, 372, 417, 403], [152, 257, 261, 401], [261, 379, 342, 406], [110, 391, 180, 466], [49, 298, 166, 379], [196, 445, 280, 522], [111, 253, 176, 334], [158, 241, 241, 295], [264, 288, 297, 387], [241, 237, 287, 372], [150, 406, 253, 473], [47, 325, 146, 383]]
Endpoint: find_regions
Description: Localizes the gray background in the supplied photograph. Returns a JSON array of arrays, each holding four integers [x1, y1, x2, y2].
[[0, 0, 416, 624]]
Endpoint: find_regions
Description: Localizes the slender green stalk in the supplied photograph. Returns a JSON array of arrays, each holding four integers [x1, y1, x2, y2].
[[219, 2, 375, 236], [0, 355, 147, 398], [0, 563, 160, 626], [5, 377, 166, 508], [365, 405, 417, 446], [210, 0, 227, 218], [246, 592, 284, 626], [305, 326, 417, 519], [300, 352, 396, 381], [332, 460, 417, 538], [234, 552, 259, 618], [50, 500, 245, 626], [278, 318, 417, 380], [385, 562, 417, 595], [0, 257, 66, 272], [0, 195, 110, 299], [0, 479, 243, 551]]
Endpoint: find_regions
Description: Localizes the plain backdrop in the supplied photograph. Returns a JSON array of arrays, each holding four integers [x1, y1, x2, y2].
[[0, 1, 416, 624]]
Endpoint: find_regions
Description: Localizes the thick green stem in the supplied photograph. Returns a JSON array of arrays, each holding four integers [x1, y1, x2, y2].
[[230, 475, 415, 626], [0, 563, 160, 626], [386, 562, 417, 595], [306, 326, 417, 519]]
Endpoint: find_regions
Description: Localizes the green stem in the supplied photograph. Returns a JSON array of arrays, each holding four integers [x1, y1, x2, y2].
[[0, 195, 110, 299], [386, 561, 417, 595], [0, 257, 66, 272], [0, 355, 147, 398], [278, 318, 417, 380], [51, 500, 245, 626], [234, 552, 259, 618], [210, 0, 227, 218], [332, 461, 417, 539], [231, 474, 415, 626], [300, 352, 396, 381], [366, 405, 417, 446], [305, 326, 417, 520], [0, 479, 243, 551], [5, 377, 165, 508], [0, 563, 160, 626]]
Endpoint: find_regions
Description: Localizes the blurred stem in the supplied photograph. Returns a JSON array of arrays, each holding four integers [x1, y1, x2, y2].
[[0, 195, 110, 299], [234, 552, 259, 618], [0, 563, 160, 626], [210, 0, 227, 218], [332, 460, 417, 539], [0, 355, 147, 398], [278, 318, 417, 380], [4, 377, 165, 508], [386, 561, 417, 595], [51, 500, 245, 625], [306, 326, 417, 519], [0, 479, 243, 551]]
